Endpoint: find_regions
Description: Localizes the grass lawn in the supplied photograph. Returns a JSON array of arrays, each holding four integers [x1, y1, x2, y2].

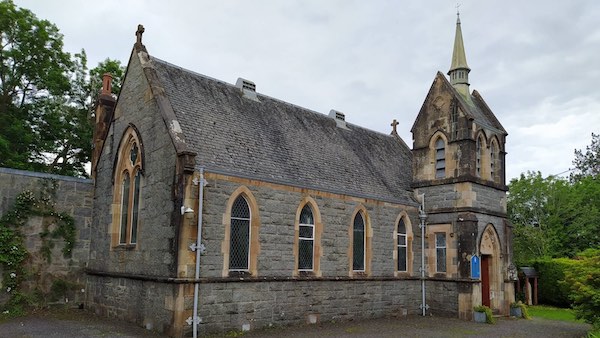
[[528, 305, 581, 323]]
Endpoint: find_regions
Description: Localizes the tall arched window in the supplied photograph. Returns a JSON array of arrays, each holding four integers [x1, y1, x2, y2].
[[229, 195, 251, 271], [476, 136, 483, 177], [298, 204, 315, 271], [397, 217, 408, 272], [113, 128, 143, 246], [435, 138, 446, 179], [353, 212, 366, 271], [490, 142, 498, 181]]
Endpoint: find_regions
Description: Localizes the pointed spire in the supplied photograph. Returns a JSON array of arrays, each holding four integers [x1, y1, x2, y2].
[[448, 8, 471, 96]]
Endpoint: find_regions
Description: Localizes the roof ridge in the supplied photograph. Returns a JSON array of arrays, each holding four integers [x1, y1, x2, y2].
[[152, 56, 406, 142]]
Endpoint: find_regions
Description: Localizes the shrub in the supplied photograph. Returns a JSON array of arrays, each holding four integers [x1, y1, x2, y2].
[[474, 305, 495, 324], [531, 258, 575, 307], [510, 301, 531, 319], [564, 249, 600, 330]]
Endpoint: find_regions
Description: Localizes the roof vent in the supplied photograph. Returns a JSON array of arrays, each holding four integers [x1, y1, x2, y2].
[[236, 77, 259, 102], [329, 109, 349, 130]]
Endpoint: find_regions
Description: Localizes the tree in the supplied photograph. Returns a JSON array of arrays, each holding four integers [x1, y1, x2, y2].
[[0, 0, 72, 171], [0, 1, 124, 177], [564, 249, 600, 330], [509, 171, 600, 263], [571, 133, 600, 181], [508, 171, 558, 263]]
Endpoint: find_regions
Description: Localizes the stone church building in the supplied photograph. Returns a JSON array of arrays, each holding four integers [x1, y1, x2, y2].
[[86, 15, 514, 337]]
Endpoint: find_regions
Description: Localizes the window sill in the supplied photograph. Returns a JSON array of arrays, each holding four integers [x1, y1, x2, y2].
[[228, 270, 252, 278], [112, 244, 137, 251], [295, 270, 319, 278], [351, 271, 370, 278]]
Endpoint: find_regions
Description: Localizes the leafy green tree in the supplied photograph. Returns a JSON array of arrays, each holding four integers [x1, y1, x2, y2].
[[564, 249, 600, 330], [510, 171, 600, 263], [0, 0, 124, 177], [508, 171, 558, 263], [571, 133, 600, 181], [0, 0, 72, 170]]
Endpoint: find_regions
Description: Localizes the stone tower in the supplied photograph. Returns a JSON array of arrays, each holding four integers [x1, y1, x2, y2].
[[410, 12, 514, 318]]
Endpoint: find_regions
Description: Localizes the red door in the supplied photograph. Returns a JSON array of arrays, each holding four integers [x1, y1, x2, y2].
[[481, 255, 491, 307]]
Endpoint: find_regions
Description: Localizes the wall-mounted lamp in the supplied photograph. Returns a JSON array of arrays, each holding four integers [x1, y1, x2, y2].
[[181, 206, 194, 215]]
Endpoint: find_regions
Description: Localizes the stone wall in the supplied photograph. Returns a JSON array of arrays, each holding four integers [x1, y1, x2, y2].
[[0, 167, 92, 304], [172, 173, 467, 334], [197, 279, 423, 333], [86, 51, 180, 335]]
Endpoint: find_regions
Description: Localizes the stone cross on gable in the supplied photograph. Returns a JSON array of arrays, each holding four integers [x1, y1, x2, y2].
[[136, 24, 145, 44], [391, 119, 399, 135]]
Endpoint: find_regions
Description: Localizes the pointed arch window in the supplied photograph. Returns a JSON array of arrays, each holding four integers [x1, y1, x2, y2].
[[435, 138, 446, 179], [298, 205, 315, 271], [353, 212, 366, 271], [476, 136, 483, 177], [490, 142, 498, 181], [229, 195, 251, 271], [113, 128, 143, 246], [397, 218, 408, 272]]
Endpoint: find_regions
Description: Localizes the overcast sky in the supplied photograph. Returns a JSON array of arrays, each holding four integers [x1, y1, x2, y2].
[[14, 0, 600, 181]]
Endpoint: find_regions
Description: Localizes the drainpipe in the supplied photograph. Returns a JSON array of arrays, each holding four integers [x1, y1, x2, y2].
[[191, 168, 206, 338], [418, 194, 429, 316]]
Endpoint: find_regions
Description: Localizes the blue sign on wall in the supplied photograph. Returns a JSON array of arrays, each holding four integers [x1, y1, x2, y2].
[[471, 255, 481, 279]]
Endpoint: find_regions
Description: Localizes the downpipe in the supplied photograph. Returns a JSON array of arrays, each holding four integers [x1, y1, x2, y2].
[[192, 168, 206, 338], [418, 194, 429, 316]]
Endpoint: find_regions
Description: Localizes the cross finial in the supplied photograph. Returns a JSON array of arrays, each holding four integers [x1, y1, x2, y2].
[[391, 119, 399, 135], [456, 3, 461, 21], [136, 24, 145, 44]]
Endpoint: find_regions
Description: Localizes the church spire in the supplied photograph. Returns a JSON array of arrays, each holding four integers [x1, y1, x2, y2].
[[448, 9, 471, 96]]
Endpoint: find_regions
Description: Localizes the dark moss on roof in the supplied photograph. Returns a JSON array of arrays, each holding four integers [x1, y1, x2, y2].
[[152, 58, 415, 205]]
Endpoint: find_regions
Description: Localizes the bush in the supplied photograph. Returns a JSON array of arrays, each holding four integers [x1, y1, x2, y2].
[[474, 305, 495, 324], [531, 258, 575, 307], [564, 249, 600, 330]]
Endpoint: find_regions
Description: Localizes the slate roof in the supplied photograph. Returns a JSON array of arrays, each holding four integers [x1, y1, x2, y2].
[[411, 72, 506, 135], [151, 58, 416, 205], [448, 75, 506, 135]]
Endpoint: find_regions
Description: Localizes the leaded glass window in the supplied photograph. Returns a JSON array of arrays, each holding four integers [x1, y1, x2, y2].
[[353, 212, 365, 271], [119, 173, 130, 244], [397, 218, 407, 272], [435, 138, 446, 179], [436, 233, 447, 273], [476, 137, 482, 177], [130, 171, 141, 244], [230, 195, 251, 270], [490, 142, 497, 180], [114, 129, 143, 247], [298, 205, 314, 271]]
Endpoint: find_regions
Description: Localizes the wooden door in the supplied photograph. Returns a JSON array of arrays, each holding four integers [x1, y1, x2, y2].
[[481, 255, 491, 307]]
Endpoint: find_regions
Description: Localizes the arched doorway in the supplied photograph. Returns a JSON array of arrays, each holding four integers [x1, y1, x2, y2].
[[479, 224, 502, 311]]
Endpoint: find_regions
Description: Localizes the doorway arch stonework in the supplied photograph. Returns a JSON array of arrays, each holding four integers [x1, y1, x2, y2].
[[479, 224, 504, 314]]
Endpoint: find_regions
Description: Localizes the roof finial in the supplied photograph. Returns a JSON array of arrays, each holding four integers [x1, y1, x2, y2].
[[391, 119, 399, 136], [456, 3, 461, 23], [136, 24, 145, 44]]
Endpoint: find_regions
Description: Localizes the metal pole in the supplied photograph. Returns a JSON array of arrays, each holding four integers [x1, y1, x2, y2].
[[192, 168, 205, 338], [418, 194, 428, 316]]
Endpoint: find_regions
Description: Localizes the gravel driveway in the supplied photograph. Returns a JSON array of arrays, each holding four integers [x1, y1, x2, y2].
[[0, 310, 591, 338]]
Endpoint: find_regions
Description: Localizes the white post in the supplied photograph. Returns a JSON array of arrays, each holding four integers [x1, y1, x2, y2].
[[418, 194, 428, 316], [192, 168, 205, 338]]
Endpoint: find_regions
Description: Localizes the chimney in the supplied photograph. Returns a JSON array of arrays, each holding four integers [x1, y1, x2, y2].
[[91, 73, 117, 180], [101, 73, 113, 97]]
